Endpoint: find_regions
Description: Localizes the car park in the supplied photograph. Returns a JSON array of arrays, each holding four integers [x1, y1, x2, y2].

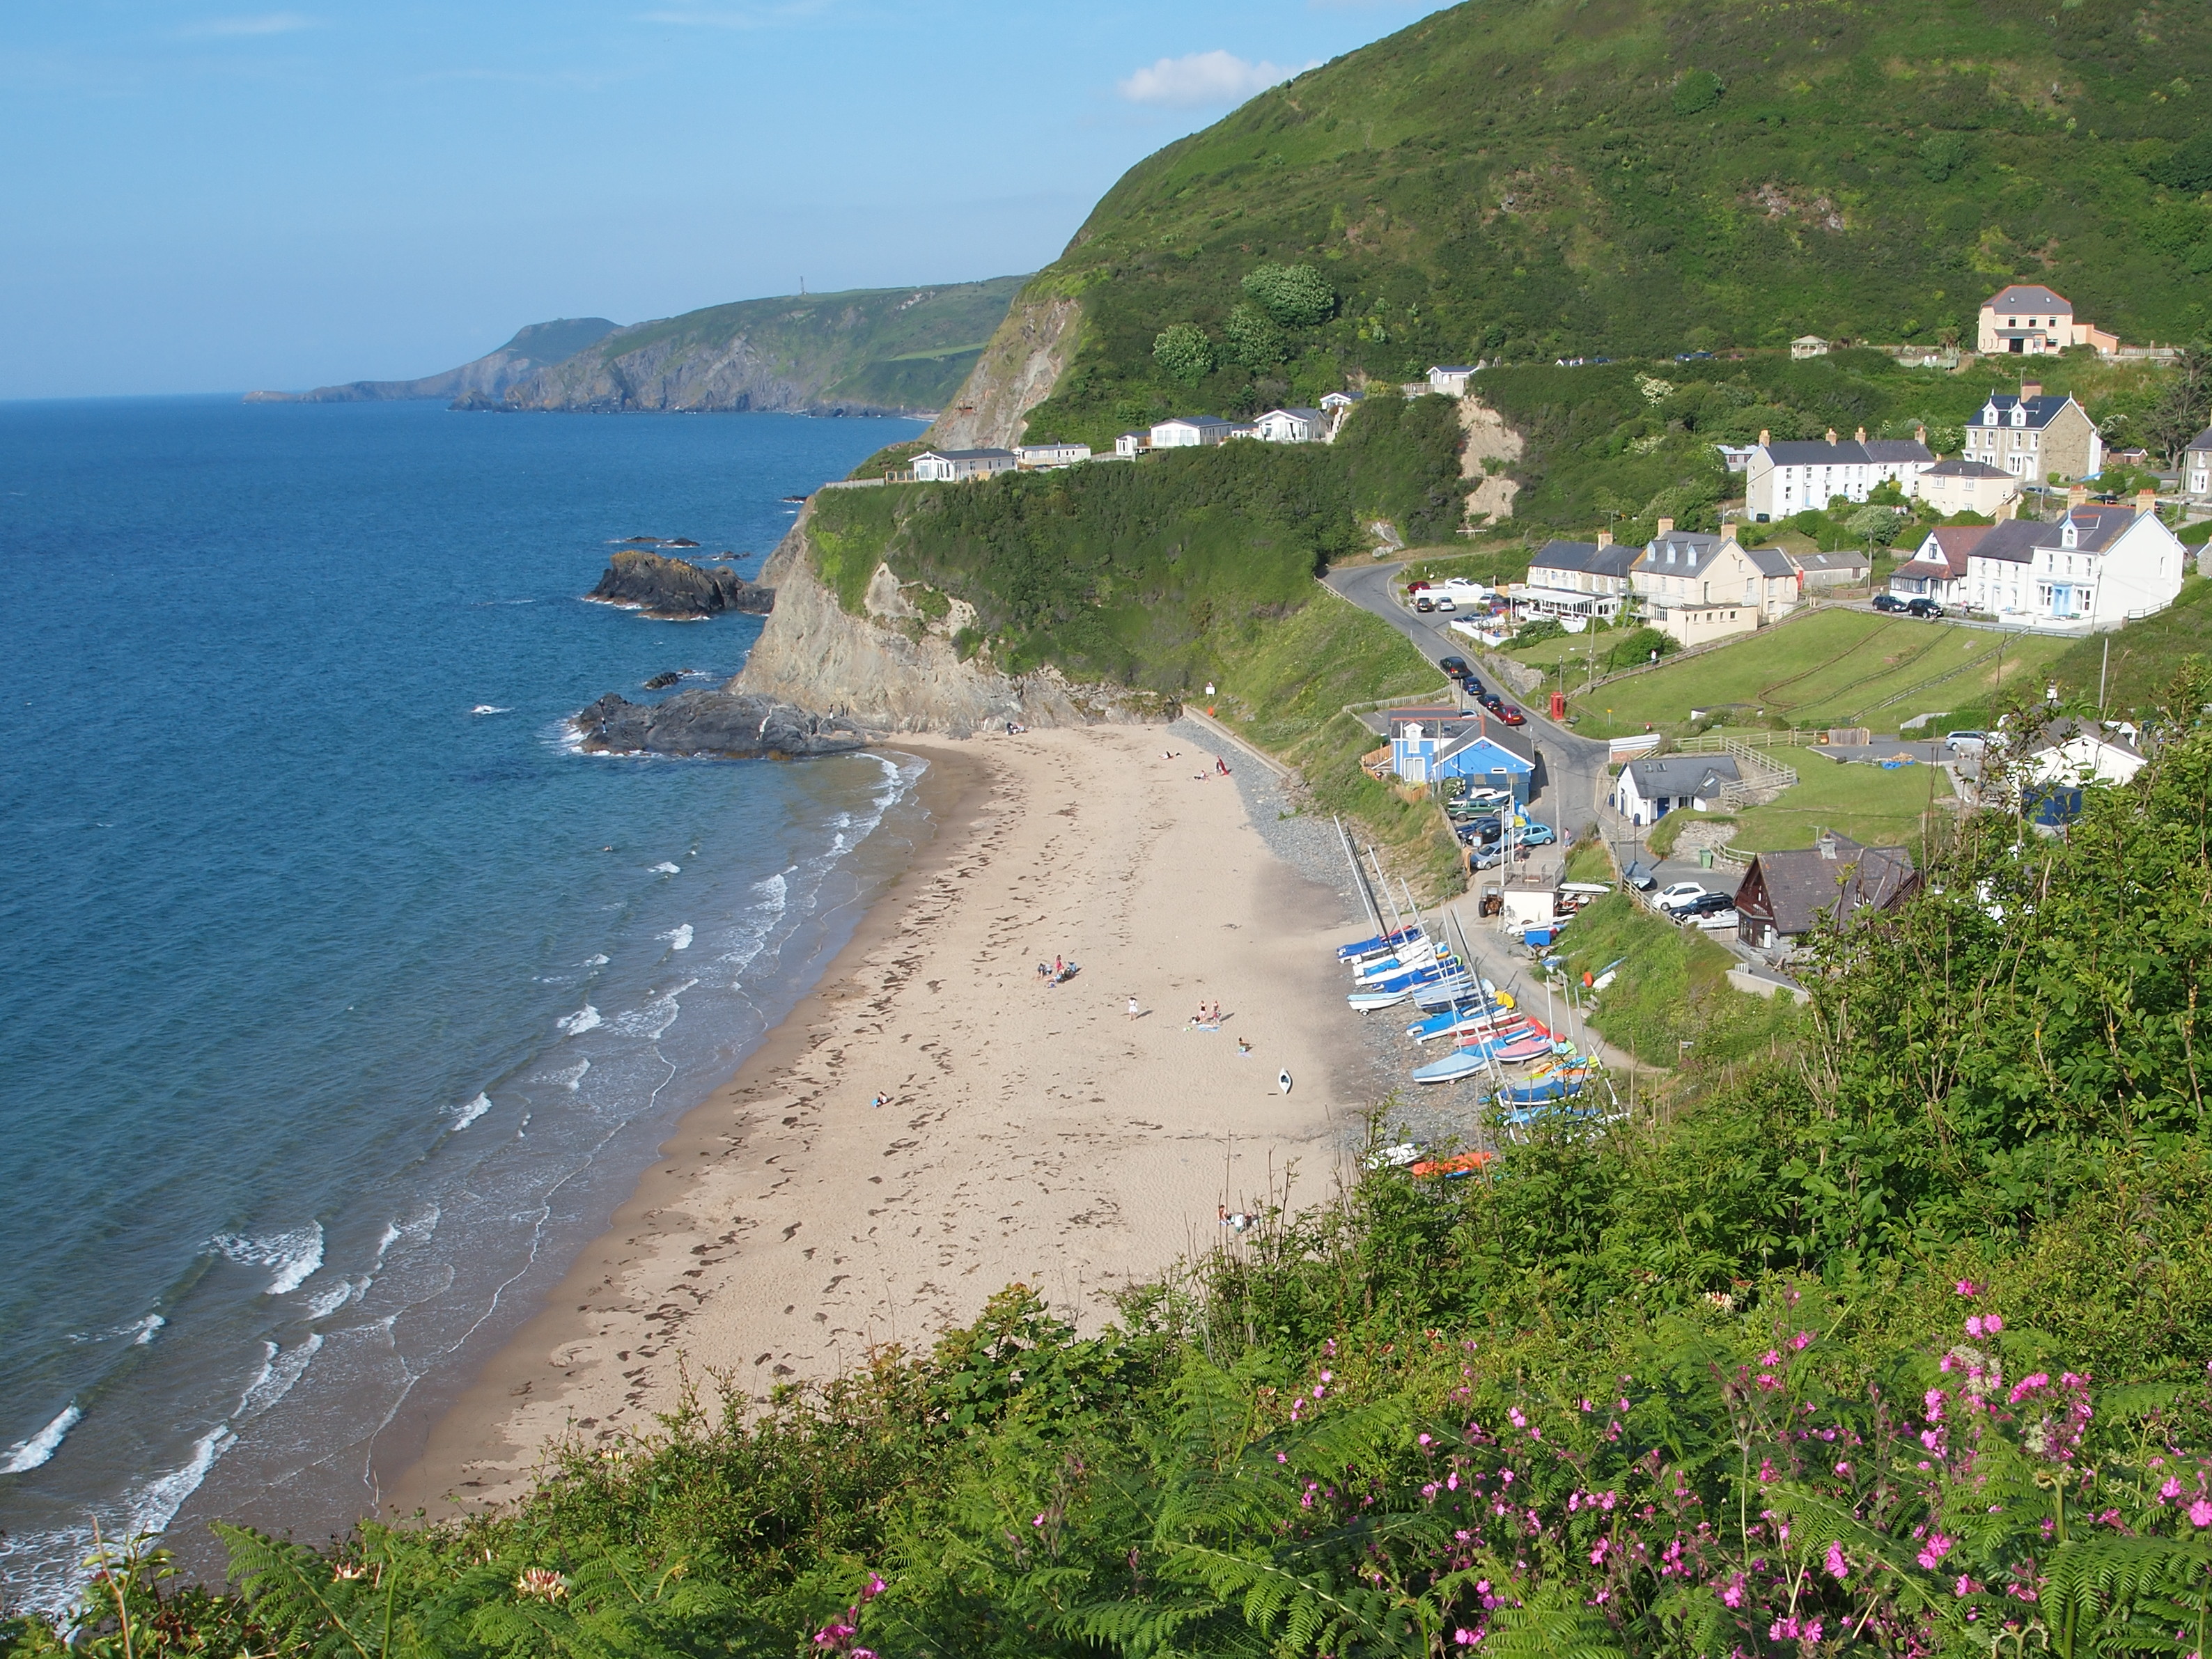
[[1871, 593, 1906, 613], [1655, 880, 1711, 913], [1906, 597, 1945, 619]]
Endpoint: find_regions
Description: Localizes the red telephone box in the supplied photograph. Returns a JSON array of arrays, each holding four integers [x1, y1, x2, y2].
[[1548, 691, 1566, 721]]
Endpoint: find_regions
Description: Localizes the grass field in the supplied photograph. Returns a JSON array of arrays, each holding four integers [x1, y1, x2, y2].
[[1568, 610, 2071, 738], [2047, 575, 2212, 719], [1725, 756, 1953, 855]]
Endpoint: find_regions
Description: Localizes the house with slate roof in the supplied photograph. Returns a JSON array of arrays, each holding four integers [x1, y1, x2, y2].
[[1629, 520, 1801, 646], [1745, 426, 1934, 520], [1520, 534, 1641, 620], [1790, 548, 1873, 589], [911, 448, 1018, 482], [1612, 753, 1741, 827], [1732, 833, 1917, 953], [1389, 710, 1536, 801], [1913, 457, 2021, 519], [1960, 382, 2101, 488], [1889, 524, 1991, 607], [1956, 490, 2186, 627], [1976, 285, 2119, 357], [2183, 428, 2212, 500]]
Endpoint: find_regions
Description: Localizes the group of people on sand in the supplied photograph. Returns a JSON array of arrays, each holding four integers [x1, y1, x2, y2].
[[1187, 999, 1224, 1029], [1035, 954, 1079, 986], [1160, 749, 1232, 781]]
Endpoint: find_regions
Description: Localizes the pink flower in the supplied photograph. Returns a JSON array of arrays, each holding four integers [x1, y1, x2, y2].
[[1825, 1541, 1849, 1580], [1454, 1630, 1477, 1646], [1956, 1279, 1980, 1297], [1508, 1407, 1527, 1428], [863, 1574, 887, 1600], [1763, 1350, 1782, 1366], [1719, 1575, 1745, 1608], [2161, 1478, 2183, 1502], [1955, 1575, 1979, 1596], [2191, 1499, 2212, 1529], [1985, 1314, 2004, 1334], [1965, 1316, 1984, 1339], [1918, 1532, 1954, 1570], [1791, 1331, 1814, 1350], [2007, 1372, 2051, 1404], [1032, 1514, 1046, 1527]]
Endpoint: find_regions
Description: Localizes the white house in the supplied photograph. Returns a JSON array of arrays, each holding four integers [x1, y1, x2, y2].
[[1426, 365, 1478, 397], [1790, 336, 1830, 359], [1888, 524, 1989, 606], [1976, 285, 2119, 357], [910, 448, 1017, 483], [1015, 441, 1091, 469], [1745, 426, 1934, 521], [2020, 717, 2147, 787], [1150, 415, 1238, 449], [1913, 458, 2020, 519], [1114, 431, 1150, 458], [1319, 390, 1364, 442], [1629, 520, 1802, 646], [1612, 754, 1743, 827], [2183, 427, 2212, 499], [1253, 407, 1324, 444], [1518, 534, 1639, 620], [1957, 492, 2186, 627]]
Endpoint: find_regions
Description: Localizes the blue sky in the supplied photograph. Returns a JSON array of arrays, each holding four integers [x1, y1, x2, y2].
[[0, 1, 1436, 398]]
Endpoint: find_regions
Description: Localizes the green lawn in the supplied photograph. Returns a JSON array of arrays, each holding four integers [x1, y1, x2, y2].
[[1725, 754, 1953, 855], [1571, 610, 2072, 738]]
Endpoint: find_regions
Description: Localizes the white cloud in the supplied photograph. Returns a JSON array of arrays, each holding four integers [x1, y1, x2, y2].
[[176, 13, 318, 37], [1115, 49, 1313, 109]]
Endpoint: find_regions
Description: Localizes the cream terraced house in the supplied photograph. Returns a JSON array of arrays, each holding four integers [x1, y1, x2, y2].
[[1913, 458, 2020, 519], [1745, 426, 1934, 521], [1629, 520, 1800, 646], [1976, 285, 2119, 357], [1959, 383, 2102, 488]]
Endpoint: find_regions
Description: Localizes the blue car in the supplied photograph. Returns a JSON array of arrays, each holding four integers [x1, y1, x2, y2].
[[1518, 823, 1557, 848]]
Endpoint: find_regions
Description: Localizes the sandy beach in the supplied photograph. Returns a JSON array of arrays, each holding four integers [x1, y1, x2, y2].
[[384, 723, 1365, 1520]]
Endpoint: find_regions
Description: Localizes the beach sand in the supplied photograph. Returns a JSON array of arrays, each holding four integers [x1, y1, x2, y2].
[[384, 724, 1364, 1520]]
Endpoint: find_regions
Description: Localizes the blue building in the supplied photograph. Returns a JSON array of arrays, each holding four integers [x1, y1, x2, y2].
[[1389, 711, 1536, 802]]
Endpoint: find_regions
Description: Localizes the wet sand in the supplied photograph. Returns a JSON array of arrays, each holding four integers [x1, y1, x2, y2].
[[384, 724, 1366, 1519]]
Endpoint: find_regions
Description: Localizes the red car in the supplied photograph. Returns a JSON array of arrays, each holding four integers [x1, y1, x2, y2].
[[1494, 704, 1527, 726]]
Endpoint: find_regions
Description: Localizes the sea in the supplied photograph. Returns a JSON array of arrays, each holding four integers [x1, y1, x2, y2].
[[0, 396, 930, 1616]]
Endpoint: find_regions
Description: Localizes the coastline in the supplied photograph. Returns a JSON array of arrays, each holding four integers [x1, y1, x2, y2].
[[384, 724, 1365, 1521]]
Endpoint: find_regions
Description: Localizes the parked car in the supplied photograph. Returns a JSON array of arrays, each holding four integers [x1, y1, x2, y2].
[[1433, 595, 1457, 612], [1674, 891, 1736, 920], [1945, 730, 1987, 754], [1438, 655, 1473, 680], [1493, 703, 1527, 726], [1907, 597, 1945, 619], [1674, 350, 1715, 362], [1622, 864, 1658, 892], [1871, 593, 1907, 613], [1470, 848, 1507, 870], [1655, 880, 1712, 913], [1518, 823, 1557, 847], [1414, 595, 1435, 612], [1479, 692, 1505, 714], [1693, 907, 1741, 932]]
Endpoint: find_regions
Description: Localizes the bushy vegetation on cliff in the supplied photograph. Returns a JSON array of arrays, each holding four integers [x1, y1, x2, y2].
[[1009, 0, 2212, 448], [16, 673, 2212, 1658]]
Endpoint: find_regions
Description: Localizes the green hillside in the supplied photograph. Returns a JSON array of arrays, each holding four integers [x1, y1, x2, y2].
[[1015, 0, 2212, 447], [503, 276, 1027, 414]]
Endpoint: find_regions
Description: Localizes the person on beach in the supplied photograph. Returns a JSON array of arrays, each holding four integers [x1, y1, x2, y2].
[[1236, 1037, 1252, 1056], [1054, 954, 1064, 980], [870, 1091, 888, 1110], [1128, 996, 1142, 1020], [1216, 756, 1231, 776]]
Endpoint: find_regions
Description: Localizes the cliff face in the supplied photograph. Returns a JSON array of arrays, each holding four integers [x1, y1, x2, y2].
[[244, 318, 618, 404], [586, 550, 773, 620], [914, 293, 1082, 451], [733, 502, 1175, 738]]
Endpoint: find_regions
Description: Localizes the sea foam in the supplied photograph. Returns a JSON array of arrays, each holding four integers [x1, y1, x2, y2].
[[451, 1092, 491, 1129], [661, 924, 693, 951], [211, 1224, 326, 1296], [556, 1004, 602, 1036], [651, 862, 681, 875], [1, 1405, 81, 1474]]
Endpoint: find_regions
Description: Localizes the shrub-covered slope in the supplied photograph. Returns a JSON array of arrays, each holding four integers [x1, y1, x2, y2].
[[1013, 0, 2212, 447]]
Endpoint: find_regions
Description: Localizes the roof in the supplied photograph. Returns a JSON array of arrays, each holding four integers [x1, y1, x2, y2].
[[1321, 390, 1365, 405], [1259, 406, 1323, 422], [1528, 538, 1641, 581], [1157, 414, 1233, 430], [1966, 506, 2133, 565], [1622, 754, 1741, 798], [1428, 365, 1478, 375], [1438, 722, 1536, 769], [1985, 285, 2071, 312], [1791, 548, 1871, 573], [1924, 458, 2014, 479], [1765, 440, 1871, 466], [1968, 392, 2074, 430], [1744, 545, 1800, 577], [1637, 529, 1759, 573], [1891, 559, 1956, 584], [1791, 334, 1828, 345], [919, 447, 1015, 461], [1741, 835, 1916, 936], [1919, 524, 1992, 575], [1864, 438, 1936, 465], [2188, 427, 2212, 453], [2029, 717, 2144, 762]]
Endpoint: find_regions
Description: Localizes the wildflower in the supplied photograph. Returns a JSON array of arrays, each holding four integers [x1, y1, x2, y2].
[[1277, 1451, 1289, 1463], [1454, 1630, 1477, 1646], [1965, 1315, 1984, 1339], [1917, 1532, 1954, 1570], [1763, 1349, 1782, 1366], [516, 1568, 567, 1601], [2192, 1500, 2212, 1529], [1418, 1433, 1433, 1447], [332, 1564, 366, 1581], [1826, 1541, 1848, 1580], [1718, 1574, 1745, 1608], [1835, 1460, 1852, 1475], [1955, 1575, 1979, 1597], [1791, 1331, 1814, 1350], [2163, 1478, 2183, 1502], [1320, 1369, 1333, 1382], [2007, 1372, 2050, 1404], [1924, 1388, 1947, 1422], [863, 1574, 887, 1600], [1956, 1279, 1979, 1297], [1508, 1407, 1526, 1428]]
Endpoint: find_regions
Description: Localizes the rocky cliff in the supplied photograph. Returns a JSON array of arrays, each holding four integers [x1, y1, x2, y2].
[[913, 291, 1083, 451], [732, 501, 1176, 737], [245, 318, 618, 404], [570, 690, 872, 759], [586, 550, 773, 621]]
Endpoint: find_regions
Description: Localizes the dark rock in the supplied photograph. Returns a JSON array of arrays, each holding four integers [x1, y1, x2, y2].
[[669, 537, 700, 547], [571, 691, 873, 759], [587, 550, 774, 620], [642, 671, 683, 690]]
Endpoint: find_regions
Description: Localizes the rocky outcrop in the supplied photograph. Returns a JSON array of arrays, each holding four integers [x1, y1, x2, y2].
[[917, 293, 1083, 451], [570, 691, 873, 759], [245, 319, 618, 404], [586, 551, 772, 621], [1458, 395, 1524, 527], [733, 504, 1178, 737]]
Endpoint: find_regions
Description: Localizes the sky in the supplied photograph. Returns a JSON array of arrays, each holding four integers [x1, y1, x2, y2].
[[0, 1, 1438, 399]]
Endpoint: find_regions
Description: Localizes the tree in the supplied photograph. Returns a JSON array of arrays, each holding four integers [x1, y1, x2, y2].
[[1240, 264, 1336, 327], [1919, 133, 1968, 182], [1153, 323, 1217, 384], [2141, 344, 2212, 465], [1222, 302, 1288, 371], [1845, 504, 1901, 547], [1672, 68, 1724, 114]]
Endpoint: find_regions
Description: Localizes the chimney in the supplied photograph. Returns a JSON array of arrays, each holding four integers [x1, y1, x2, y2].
[[2020, 381, 2042, 400], [2137, 487, 2158, 517], [1595, 529, 1612, 547], [1915, 423, 1928, 446], [1996, 495, 2018, 522], [1854, 425, 1867, 444], [1720, 521, 1740, 543], [2068, 483, 2088, 508], [1656, 516, 1675, 536], [1817, 831, 1837, 861], [1758, 427, 1771, 446], [1825, 427, 1839, 444]]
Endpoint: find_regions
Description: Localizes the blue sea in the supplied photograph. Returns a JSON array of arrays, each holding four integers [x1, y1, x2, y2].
[[0, 398, 928, 1614]]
